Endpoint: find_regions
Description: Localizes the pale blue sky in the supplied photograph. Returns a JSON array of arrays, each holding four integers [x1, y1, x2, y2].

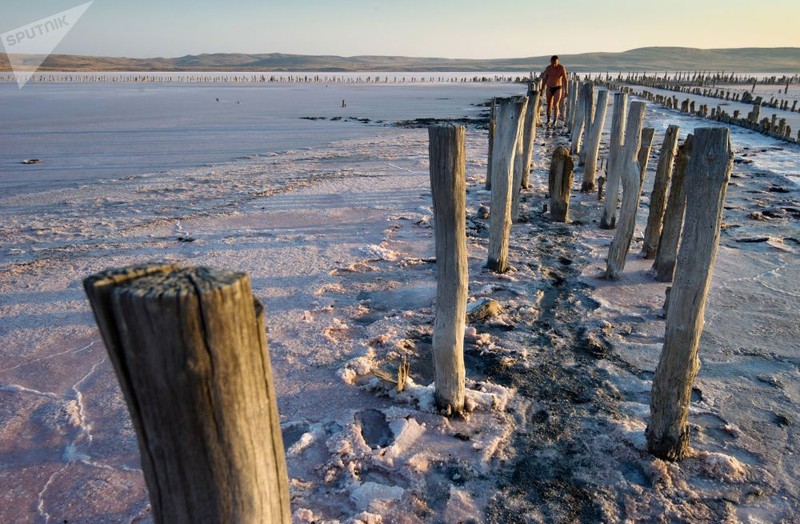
[[2, 0, 799, 58]]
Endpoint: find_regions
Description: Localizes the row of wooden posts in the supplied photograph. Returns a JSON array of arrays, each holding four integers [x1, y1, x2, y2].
[[603, 81, 800, 145], [0, 72, 534, 85], [428, 80, 733, 465], [607, 72, 799, 112], [81, 81, 732, 522], [601, 71, 799, 87]]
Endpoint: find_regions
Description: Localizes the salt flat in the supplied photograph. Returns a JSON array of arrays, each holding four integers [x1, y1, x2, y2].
[[0, 78, 798, 522]]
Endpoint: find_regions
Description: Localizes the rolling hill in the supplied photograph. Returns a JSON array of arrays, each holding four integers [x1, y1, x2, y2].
[[1, 47, 798, 73]]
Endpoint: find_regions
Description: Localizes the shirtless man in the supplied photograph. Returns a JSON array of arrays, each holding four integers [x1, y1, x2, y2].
[[541, 55, 569, 127]]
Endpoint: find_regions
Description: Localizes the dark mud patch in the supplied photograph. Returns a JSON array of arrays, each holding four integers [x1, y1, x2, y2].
[[394, 116, 489, 130]]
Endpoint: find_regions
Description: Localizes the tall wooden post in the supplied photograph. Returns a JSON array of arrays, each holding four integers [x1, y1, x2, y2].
[[637, 127, 656, 184], [647, 128, 733, 461], [600, 92, 629, 229], [511, 125, 526, 222], [84, 265, 291, 524], [485, 98, 496, 190], [521, 88, 541, 189], [570, 82, 589, 155], [566, 79, 579, 130], [512, 88, 538, 221], [581, 89, 609, 192], [488, 97, 527, 272], [605, 101, 646, 280], [642, 125, 680, 258], [637, 128, 656, 183], [578, 83, 596, 165], [548, 146, 574, 222], [428, 125, 468, 415], [654, 135, 693, 282]]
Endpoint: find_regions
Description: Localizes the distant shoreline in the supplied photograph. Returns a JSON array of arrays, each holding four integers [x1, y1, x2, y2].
[[2, 46, 799, 73]]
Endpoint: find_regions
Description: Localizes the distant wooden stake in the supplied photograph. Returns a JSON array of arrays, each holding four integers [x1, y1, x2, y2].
[[428, 125, 468, 415], [600, 92, 629, 229], [83, 265, 291, 524], [488, 97, 527, 272], [582, 89, 609, 192], [642, 125, 680, 258], [605, 101, 646, 280], [647, 127, 733, 461], [485, 98, 496, 190], [548, 146, 574, 222], [654, 135, 693, 282]]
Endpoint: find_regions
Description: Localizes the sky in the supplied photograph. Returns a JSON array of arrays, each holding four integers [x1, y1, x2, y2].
[[1, 0, 799, 59]]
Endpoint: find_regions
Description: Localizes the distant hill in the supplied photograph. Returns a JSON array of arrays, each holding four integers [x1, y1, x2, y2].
[[1, 47, 798, 73]]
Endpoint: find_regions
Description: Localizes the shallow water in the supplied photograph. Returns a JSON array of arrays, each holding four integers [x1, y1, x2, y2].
[[0, 81, 522, 194]]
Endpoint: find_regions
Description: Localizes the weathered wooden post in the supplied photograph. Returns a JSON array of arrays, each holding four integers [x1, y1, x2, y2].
[[637, 128, 656, 183], [566, 78, 579, 130], [642, 125, 680, 258], [570, 82, 590, 155], [647, 127, 733, 461], [581, 89, 609, 192], [485, 98, 497, 190], [600, 92, 629, 229], [578, 83, 596, 165], [488, 97, 527, 272], [511, 101, 529, 222], [428, 125, 468, 415], [653, 135, 693, 282], [83, 265, 291, 524], [520, 88, 541, 189], [604, 101, 646, 280], [548, 146, 574, 222]]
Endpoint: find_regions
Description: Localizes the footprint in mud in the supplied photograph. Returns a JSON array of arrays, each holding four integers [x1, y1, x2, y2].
[[282, 421, 311, 450], [620, 462, 652, 488], [356, 408, 394, 449]]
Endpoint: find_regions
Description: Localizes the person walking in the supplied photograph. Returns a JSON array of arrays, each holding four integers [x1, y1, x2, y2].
[[541, 55, 569, 128]]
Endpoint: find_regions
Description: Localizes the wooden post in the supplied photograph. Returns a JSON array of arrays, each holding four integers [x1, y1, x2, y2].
[[647, 127, 733, 461], [566, 79, 579, 130], [485, 98, 496, 190], [578, 83, 596, 165], [653, 135, 693, 282], [488, 97, 527, 272], [637, 128, 656, 184], [642, 125, 680, 258], [604, 101, 646, 280], [570, 82, 589, 155], [83, 265, 291, 524], [428, 125, 468, 415], [511, 103, 528, 222], [548, 146, 574, 222], [600, 92, 629, 229], [520, 88, 541, 189], [581, 89, 609, 192]]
